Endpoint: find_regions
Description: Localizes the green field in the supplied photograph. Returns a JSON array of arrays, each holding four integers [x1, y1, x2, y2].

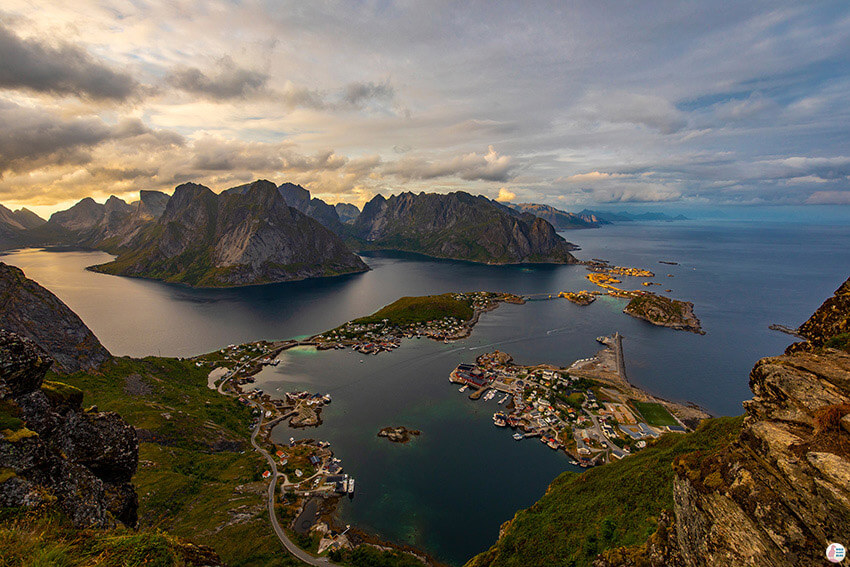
[[56, 357, 301, 567], [352, 293, 474, 327], [631, 401, 679, 427], [466, 416, 743, 567]]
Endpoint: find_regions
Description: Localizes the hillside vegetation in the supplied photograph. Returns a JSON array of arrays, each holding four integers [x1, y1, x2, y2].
[[57, 356, 302, 567], [353, 294, 475, 327], [466, 416, 743, 567]]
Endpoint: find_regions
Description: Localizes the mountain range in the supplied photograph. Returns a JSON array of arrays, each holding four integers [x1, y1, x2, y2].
[[91, 180, 369, 287], [510, 203, 599, 229], [578, 209, 689, 224], [352, 191, 578, 264]]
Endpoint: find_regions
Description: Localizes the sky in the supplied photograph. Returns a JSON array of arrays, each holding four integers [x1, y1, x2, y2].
[[1, 1, 849, 218]]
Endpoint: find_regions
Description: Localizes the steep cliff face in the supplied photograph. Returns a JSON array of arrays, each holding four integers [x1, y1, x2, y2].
[[277, 182, 344, 233], [0, 262, 110, 373], [93, 179, 368, 287], [665, 278, 850, 567], [0, 330, 137, 528], [353, 191, 578, 264]]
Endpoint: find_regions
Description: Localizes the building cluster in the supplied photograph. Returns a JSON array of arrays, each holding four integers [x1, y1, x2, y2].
[[450, 351, 685, 467]]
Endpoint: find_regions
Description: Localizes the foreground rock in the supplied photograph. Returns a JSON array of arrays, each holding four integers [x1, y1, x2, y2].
[[0, 262, 110, 373], [595, 276, 850, 567], [353, 191, 579, 264], [92, 179, 368, 287], [378, 426, 421, 443], [624, 293, 704, 334], [0, 330, 137, 527]]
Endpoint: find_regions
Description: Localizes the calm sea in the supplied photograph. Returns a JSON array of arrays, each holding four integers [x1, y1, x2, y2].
[[3, 220, 848, 564]]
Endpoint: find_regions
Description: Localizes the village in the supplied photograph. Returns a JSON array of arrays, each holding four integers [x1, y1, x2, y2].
[[449, 333, 692, 467], [311, 291, 524, 353]]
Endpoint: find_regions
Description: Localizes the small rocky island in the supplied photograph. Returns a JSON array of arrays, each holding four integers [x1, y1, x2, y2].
[[624, 293, 704, 334], [378, 426, 421, 443]]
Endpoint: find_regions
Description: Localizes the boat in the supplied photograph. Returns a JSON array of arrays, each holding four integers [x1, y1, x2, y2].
[[513, 432, 524, 440], [459, 385, 468, 392], [498, 394, 509, 404], [347, 477, 355, 496], [492, 412, 507, 427]]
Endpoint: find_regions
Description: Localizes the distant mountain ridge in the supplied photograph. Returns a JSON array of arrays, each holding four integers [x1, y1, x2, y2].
[[91, 180, 368, 287], [578, 209, 688, 223], [510, 203, 598, 229], [352, 191, 578, 264], [0, 205, 46, 249]]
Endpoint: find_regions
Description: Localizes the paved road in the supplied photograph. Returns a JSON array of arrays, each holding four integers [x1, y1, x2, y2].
[[584, 410, 627, 460], [215, 350, 338, 566], [248, 399, 338, 566]]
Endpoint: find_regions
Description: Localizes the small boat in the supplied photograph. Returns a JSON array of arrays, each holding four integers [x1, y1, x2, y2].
[[498, 394, 509, 404], [513, 432, 524, 440], [347, 478, 355, 496], [493, 412, 507, 427], [459, 385, 468, 392]]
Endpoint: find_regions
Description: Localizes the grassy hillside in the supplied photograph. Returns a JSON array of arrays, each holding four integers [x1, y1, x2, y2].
[[466, 416, 743, 567], [353, 294, 474, 327], [0, 510, 223, 567], [56, 356, 302, 567]]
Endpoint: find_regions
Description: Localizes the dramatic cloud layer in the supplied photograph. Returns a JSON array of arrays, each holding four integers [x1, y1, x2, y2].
[[0, 21, 138, 100], [0, 1, 848, 214]]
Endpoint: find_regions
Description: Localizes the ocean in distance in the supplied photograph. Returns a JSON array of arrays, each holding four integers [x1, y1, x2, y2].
[[3, 219, 849, 564]]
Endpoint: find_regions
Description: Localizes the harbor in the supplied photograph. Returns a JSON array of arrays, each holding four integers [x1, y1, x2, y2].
[[448, 333, 707, 467]]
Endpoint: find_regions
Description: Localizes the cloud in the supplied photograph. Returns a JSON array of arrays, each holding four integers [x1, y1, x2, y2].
[[0, 100, 181, 174], [805, 190, 850, 205], [341, 80, 394, 108], [577, 91, 687, 134], [167, 57, 269, 100], [563, 171, 630, 183], [384, 146, 513, 182], [0, 21, 138, 101], [495, 187, 516, 202]]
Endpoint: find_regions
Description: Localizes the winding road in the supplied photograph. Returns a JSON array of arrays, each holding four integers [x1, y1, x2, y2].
[[215, 349, 338, 566]]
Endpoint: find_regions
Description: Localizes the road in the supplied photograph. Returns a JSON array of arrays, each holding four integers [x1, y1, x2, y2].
[[214, 345, 339, 566], [248, 399, 338, 566], [584, 410, 627, 460]]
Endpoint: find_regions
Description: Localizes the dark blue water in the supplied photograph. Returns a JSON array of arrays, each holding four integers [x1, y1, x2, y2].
[[3, 220, 848, 564]]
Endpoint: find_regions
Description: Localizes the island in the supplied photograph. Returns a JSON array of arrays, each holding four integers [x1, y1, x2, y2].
[[378, 426, 421, 443], [623, 293, 704, 334]]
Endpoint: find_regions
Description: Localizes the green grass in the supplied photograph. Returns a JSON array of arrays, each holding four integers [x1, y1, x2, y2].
[[352, 294, 474, 327], [55, 356, 301, 567], [465, 416, 743, 567], [0, 510, 221, 567], [824, 332, 850, 352], [630, 401, 679, 427]]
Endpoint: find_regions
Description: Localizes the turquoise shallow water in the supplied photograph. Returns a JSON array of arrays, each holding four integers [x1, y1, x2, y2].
[[3, 219, 850, 564]]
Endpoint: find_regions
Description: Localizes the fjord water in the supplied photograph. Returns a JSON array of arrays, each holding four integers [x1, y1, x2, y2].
[[3, 220, 849, 565]]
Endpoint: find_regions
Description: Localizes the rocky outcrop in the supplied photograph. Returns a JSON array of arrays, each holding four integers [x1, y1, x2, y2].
[[598, 276, 850, 567], [377, 426, 421, 443], [93, 180, 368, 287], [353, 191, 578, 264], [0, 262, 110, 373], [277, 182, 344, 233], [511, 203, 598, 229], [0, 330, 138, 528], [335, 202, 360, 224], [624, 293, 704, 334]]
